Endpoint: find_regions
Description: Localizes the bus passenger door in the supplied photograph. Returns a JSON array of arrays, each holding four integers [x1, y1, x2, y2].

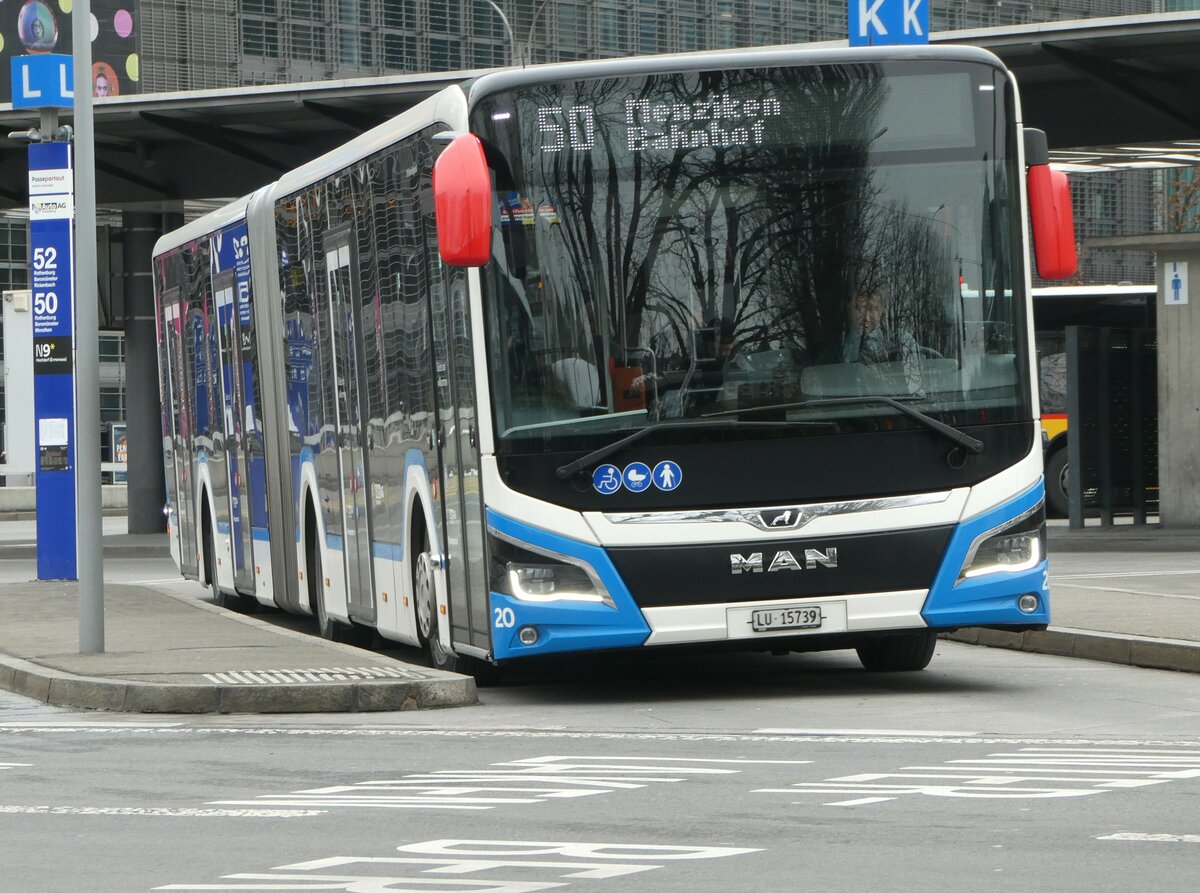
[[162, 290, 198, 577], [431, 265, 489, 656], [213, 269, 254, 594], [325, 233, 375, 621]]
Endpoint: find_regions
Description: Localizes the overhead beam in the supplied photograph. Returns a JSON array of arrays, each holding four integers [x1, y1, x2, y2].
[[138, 112, 290, 173], [301, 100, 387, 133], [95, 156, 169, 197], [1040, 42, 1200, 134]]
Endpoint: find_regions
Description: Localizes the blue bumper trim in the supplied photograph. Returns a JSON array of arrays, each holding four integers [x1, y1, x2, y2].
[[922, 480, 1050, 629], [486, 510, 650, 660]]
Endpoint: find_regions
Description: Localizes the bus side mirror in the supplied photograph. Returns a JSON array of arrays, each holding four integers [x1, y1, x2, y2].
[[433, 133, 492, 268], [1027, 165, 1077, 281]]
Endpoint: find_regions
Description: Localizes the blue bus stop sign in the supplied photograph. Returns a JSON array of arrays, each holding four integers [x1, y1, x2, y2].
[[10, 54, 75, 109], [30, 140, 78, 580], [848, 0, 929, 47]]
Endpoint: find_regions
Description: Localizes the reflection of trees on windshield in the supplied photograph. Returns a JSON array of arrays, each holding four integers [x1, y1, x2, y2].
[[480, 62, 1019, 436], [520, 65, 946, 370]]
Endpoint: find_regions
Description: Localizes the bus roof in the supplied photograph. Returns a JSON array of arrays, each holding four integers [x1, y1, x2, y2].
[[466, 43, 1006, 105]]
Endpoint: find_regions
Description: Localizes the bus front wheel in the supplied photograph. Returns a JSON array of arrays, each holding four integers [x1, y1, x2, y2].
[[412, 528, 499, 684], [1045, 449, 1069, 517], [856, 630, 937, 672], [413, 529, 461, 673]]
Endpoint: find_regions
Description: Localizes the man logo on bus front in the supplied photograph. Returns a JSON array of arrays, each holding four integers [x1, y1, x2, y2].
[[730, 548, 838, 574]]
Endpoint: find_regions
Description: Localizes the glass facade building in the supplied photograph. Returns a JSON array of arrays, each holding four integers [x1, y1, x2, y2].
[[132, 0, 1175, 284]]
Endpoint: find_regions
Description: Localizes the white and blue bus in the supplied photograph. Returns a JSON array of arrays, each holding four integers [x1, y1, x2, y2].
[[154, 43, 1076, 676]]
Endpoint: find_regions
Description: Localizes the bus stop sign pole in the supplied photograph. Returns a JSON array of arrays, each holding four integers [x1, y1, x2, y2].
[[12, 53, 79, 583], [29, 138, 78, 581], [10, 8, 104, 651]]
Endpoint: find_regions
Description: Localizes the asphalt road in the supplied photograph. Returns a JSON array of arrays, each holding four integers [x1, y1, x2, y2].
[[2, 634, 1198, 892]]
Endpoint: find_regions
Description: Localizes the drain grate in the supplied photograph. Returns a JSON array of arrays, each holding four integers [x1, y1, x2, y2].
[[203, 666, 428, 685]]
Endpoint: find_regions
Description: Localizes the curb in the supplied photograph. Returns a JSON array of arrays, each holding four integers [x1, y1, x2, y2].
[[0, 545, 171, 560], [944, 627, 1200, 674], [0, 581, 479, 714], [0, 651, 478, 713]]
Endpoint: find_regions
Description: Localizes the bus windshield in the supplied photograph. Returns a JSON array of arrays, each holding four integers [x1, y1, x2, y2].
[[470, 59, 1028, 452]]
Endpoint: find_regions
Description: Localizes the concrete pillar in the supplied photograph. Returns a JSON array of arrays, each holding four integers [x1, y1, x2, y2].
[[1155, 241, 1200, 527], [1087, 233, 1200, 528], [122, 211, 172, 533]]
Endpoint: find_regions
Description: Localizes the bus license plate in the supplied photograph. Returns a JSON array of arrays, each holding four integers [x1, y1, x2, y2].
[[751, 605, 823, 632]]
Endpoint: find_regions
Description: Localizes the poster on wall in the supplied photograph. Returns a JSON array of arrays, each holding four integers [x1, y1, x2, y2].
[[0, 1, 140, 102]]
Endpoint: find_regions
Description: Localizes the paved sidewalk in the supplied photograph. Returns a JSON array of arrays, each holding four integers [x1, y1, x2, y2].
[[0, 518, 477, 713], [0, 518, 1195, 715]]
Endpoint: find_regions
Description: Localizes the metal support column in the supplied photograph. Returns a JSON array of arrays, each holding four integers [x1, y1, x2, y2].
[[122, 211, 168, 533]]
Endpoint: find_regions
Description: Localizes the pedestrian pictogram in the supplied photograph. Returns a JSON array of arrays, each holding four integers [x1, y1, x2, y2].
[[653, 460, 682, 491]]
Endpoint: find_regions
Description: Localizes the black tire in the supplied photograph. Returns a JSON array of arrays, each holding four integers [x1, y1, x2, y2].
[[1044, 448, 1069, 517], [203, 506, 233, 609], [201, 509, 221, 605], [856, 630, 938, 672]]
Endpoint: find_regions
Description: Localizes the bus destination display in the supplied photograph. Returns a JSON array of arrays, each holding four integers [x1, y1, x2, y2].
[[538, 93, 785, 154]]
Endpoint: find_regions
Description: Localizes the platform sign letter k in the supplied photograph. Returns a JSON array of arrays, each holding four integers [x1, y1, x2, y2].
[[858, 0, 887, 39], [904, 0, 925, 36]]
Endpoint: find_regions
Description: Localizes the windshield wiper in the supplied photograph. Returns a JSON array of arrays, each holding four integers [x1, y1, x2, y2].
[[704, 396, 985, 455], [554, 418, 831, 479]]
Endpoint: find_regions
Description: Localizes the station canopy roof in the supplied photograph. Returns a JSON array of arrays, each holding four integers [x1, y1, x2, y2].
[[2, 11, 1200, 210]]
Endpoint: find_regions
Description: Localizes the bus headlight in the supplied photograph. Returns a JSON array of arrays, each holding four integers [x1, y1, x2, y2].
[[958, 503, 1046, 580], [488, 532, 615, 608]]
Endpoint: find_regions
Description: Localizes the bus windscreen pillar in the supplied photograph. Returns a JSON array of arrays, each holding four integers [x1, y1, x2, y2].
[[30, 141, 78, 581]]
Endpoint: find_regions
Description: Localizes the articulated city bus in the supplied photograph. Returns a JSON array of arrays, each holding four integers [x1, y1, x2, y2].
[[154, 44, 1076, 677]]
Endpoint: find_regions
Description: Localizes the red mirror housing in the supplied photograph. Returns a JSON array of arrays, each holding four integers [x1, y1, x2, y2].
[[1028, 164, 1077, 280], [433, 133, 493, 267]]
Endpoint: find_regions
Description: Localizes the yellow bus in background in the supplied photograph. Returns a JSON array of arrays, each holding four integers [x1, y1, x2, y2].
[[1033, 284, 1156, 515]]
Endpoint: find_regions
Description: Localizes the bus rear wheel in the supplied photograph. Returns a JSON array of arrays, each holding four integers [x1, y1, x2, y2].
[[856, 630, 937, 672]]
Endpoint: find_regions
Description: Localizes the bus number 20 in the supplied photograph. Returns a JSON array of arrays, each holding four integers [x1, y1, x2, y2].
[[493, 607, 516, 628]]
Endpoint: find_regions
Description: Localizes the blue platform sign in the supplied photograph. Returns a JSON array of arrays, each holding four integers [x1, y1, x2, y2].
[[848, 0, 929, 47], [10, 55, 75, 109], [30, 140, 77, 580]]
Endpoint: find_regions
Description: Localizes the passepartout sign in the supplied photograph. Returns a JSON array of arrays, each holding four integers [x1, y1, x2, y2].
[[29, 168, 72, 195]]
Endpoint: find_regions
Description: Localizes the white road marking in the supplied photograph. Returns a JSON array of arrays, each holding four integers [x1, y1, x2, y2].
[[761, 783, 1102, 799], [755, 728, 977, 737], [1, 762, 32, 770], [825, 797, 896, 806], [0, 805, 325, 817], [1096, 832, 1200, 844], [1054, 569, 1200, 580], [212, 755, 771, 814], [205, 666, 427, 684], [156, 838, 763, 891], [757, 745, 1200, 806]]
